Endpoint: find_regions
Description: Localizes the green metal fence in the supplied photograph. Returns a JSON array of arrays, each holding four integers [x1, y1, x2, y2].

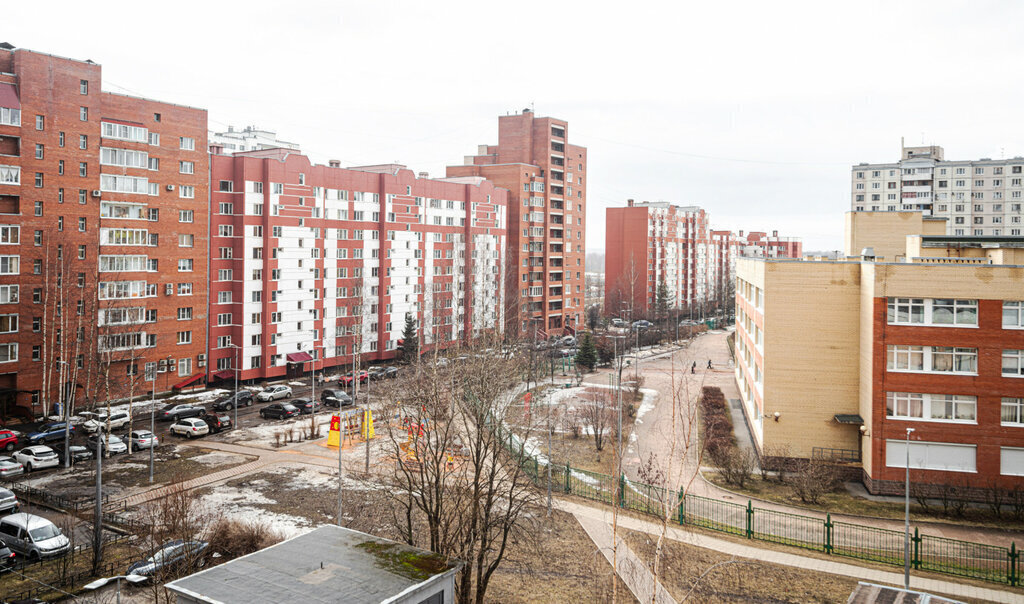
[[497, 435, 1022, 587]]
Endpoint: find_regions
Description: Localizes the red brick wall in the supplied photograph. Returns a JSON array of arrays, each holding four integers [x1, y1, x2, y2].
[[869, 297, 1024, 490]]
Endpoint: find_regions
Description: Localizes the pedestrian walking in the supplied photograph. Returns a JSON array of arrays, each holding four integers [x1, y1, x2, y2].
[[707, 359, 713, 370], [691, 361, 696, 374]]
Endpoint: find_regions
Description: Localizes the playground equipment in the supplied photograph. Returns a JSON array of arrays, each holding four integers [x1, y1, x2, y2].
[[326, 408, 374, 449]]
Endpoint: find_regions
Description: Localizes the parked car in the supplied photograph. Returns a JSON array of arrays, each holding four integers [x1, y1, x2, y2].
[[13, 446, 59, 472], [86, 433, 128, 455], [0, 487, 19, 514], [292, 399, 321, 415], [0, 513, 70, 560], [212, 391, 253, 411], [157, 404, 204, 422], [338, 371, 368, 386], [256, 385, 292, 402], [259, 403, 298, 420], [51, 443, 93, 464], [125, 430, 159, 452], [632, 320, 652, 330], [25, 422, 73, 445], [0, 430, 17, 452], [610, 318, 626, 328], [320, 388, 353, 408], [198, 413, 232, 434], [367, 367, 385, 381], [0, 537, 13, 566], [126, 539, 209, 579], [561, 335, 577, 347], [81, 411, 131, 433], [169, 418, 209, 439], [0, 456, 24, 479], [383, 366, 399, 379]]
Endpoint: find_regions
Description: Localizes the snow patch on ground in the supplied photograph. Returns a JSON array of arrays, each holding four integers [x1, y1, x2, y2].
[[221, 416, 332, 448]]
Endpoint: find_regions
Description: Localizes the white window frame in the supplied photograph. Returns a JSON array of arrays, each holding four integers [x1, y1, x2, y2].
[[885, 439, 976, 473], [1003, 349, 1024, 377], [886, 297, 977, 327], [885, 392, 977, 423], [1004, 301, 1024, 329], [886, 345, 977, 375]]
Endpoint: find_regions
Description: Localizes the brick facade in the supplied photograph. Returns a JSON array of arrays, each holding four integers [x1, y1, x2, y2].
[[0, 47, 208, 416]]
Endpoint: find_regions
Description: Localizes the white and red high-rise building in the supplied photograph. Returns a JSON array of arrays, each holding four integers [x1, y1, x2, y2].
[[207, 149, 506, 381]]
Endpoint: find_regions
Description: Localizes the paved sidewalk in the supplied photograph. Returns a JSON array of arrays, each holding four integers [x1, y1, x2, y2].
[[575, 513, 677, 604], [560, 498, 1021, 604]]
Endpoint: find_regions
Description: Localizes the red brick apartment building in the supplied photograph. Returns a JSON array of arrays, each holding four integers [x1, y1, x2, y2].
[[447, 109, 586, 337], [605, 201, 709, 317], [208, 150, 506, 382], [0, 44, 208, 417]]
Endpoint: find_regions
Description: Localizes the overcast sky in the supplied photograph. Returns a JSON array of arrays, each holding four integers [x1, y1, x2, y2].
[[9, 1, 1024, 251]]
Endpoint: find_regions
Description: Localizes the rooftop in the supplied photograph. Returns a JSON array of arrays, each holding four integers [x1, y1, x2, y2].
[[166, 525, 458, 604]]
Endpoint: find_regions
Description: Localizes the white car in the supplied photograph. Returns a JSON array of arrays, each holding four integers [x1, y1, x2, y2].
[[87, 434, 128, 455], [81, 411, 131, 433], [0, 456, 24, 479], [169, 418, 209, 439], [256, 385, 292, 402], [14, 446, 60, 472]]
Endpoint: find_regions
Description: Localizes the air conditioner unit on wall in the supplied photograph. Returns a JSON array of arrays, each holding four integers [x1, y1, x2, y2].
[[166, 184, 175, 191], [197, 353, 206, 368], [91, 190, 101, 198]]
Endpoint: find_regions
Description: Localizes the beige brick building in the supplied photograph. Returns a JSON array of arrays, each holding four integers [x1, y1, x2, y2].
[[736, 212, 1024, 494]]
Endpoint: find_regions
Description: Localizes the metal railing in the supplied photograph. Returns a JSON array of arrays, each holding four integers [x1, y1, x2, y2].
[[497, 437, 1022, 586]]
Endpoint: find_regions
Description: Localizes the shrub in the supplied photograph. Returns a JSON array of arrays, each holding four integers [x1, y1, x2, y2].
[[206, 518, 283, 560], [713, 446, 755, 488], [791, 460, 841, 504], [699, 386, 735, 459]]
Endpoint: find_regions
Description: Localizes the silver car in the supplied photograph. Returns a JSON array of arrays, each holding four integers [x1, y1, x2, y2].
[[0, 487, 18, 513], [126, 430, 159, 452], [0, 513, 70, 560], [0, 456, 24, 479], [256, 385, 292, 402]]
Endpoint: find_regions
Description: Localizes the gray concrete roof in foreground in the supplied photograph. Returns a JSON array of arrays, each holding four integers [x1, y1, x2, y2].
[[166, 525, 457, 604]]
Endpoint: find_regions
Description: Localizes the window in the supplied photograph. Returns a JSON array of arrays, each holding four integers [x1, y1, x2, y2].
[[0, 256, 18, 275], [0, 285, 17, 304], [0, 107, 19, 127], [885, 440, 975, 473], [219, 180, 233, 192], [886, 298, 976, 326], [34, 173, 43, 188], [177, 331, 192, 345], [0, 314, 17, 334], [1002, 398, 1024, 426], [177, 307, 193, 321], [100, 174, 148, 194], [1004, 301, 1024, 329], [886, 392, 976, 422], [78, 217, 86, 232], [886, 345, 977, 374], [178, 259, 193, 272], [148, 132, 160, 146], [217, 313, 232, 326], [35, 115, 44, 130], [180, 161, 194, 174], [1004, 350, 1024, 377], [177, 283, 193, 296], [219, 202, 233, 214], [101, 121, 147, 142], [179, 234, 194, 248], [179, 137, 195, 151], [180, 185, 195, 199], [179, 210, 193, 223], [217, 291, 232, 304], [79, 135, 87, 149], [0, 343, 16, 363]]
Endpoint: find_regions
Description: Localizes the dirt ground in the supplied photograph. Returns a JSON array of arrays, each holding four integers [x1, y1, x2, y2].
[[8, 445, 255, 502]]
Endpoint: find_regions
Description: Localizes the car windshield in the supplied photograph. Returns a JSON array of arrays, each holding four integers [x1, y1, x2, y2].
[[135, 431, 152, 438], [29, 524, 61, 541], [160, 405, 178, 412]]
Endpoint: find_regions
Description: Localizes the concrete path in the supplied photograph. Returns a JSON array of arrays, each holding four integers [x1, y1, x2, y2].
[[561, 498, 1021, 604], [575, 513, 677, 604]]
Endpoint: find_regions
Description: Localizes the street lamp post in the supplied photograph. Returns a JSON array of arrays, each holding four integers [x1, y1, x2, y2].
[[84, 573, 147, 604], [904, 427, 915, 589], [57, 359, 71, 468], [148, 364, 157, 483]]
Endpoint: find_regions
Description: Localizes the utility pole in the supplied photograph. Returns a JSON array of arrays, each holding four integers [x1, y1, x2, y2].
[[364, 362, 370, 474], [546, 389, 552, 516], [148, 365, 156, 483]]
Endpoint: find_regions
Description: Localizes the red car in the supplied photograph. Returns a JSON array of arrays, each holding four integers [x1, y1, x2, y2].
[[0, 430, 16, 452], [338, 370, 368, 386]]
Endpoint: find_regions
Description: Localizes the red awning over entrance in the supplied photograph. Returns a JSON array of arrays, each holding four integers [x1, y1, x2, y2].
[[286, 352, 313, 363], [213, 370, 235, 380], [172, 373, 204, 390]]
